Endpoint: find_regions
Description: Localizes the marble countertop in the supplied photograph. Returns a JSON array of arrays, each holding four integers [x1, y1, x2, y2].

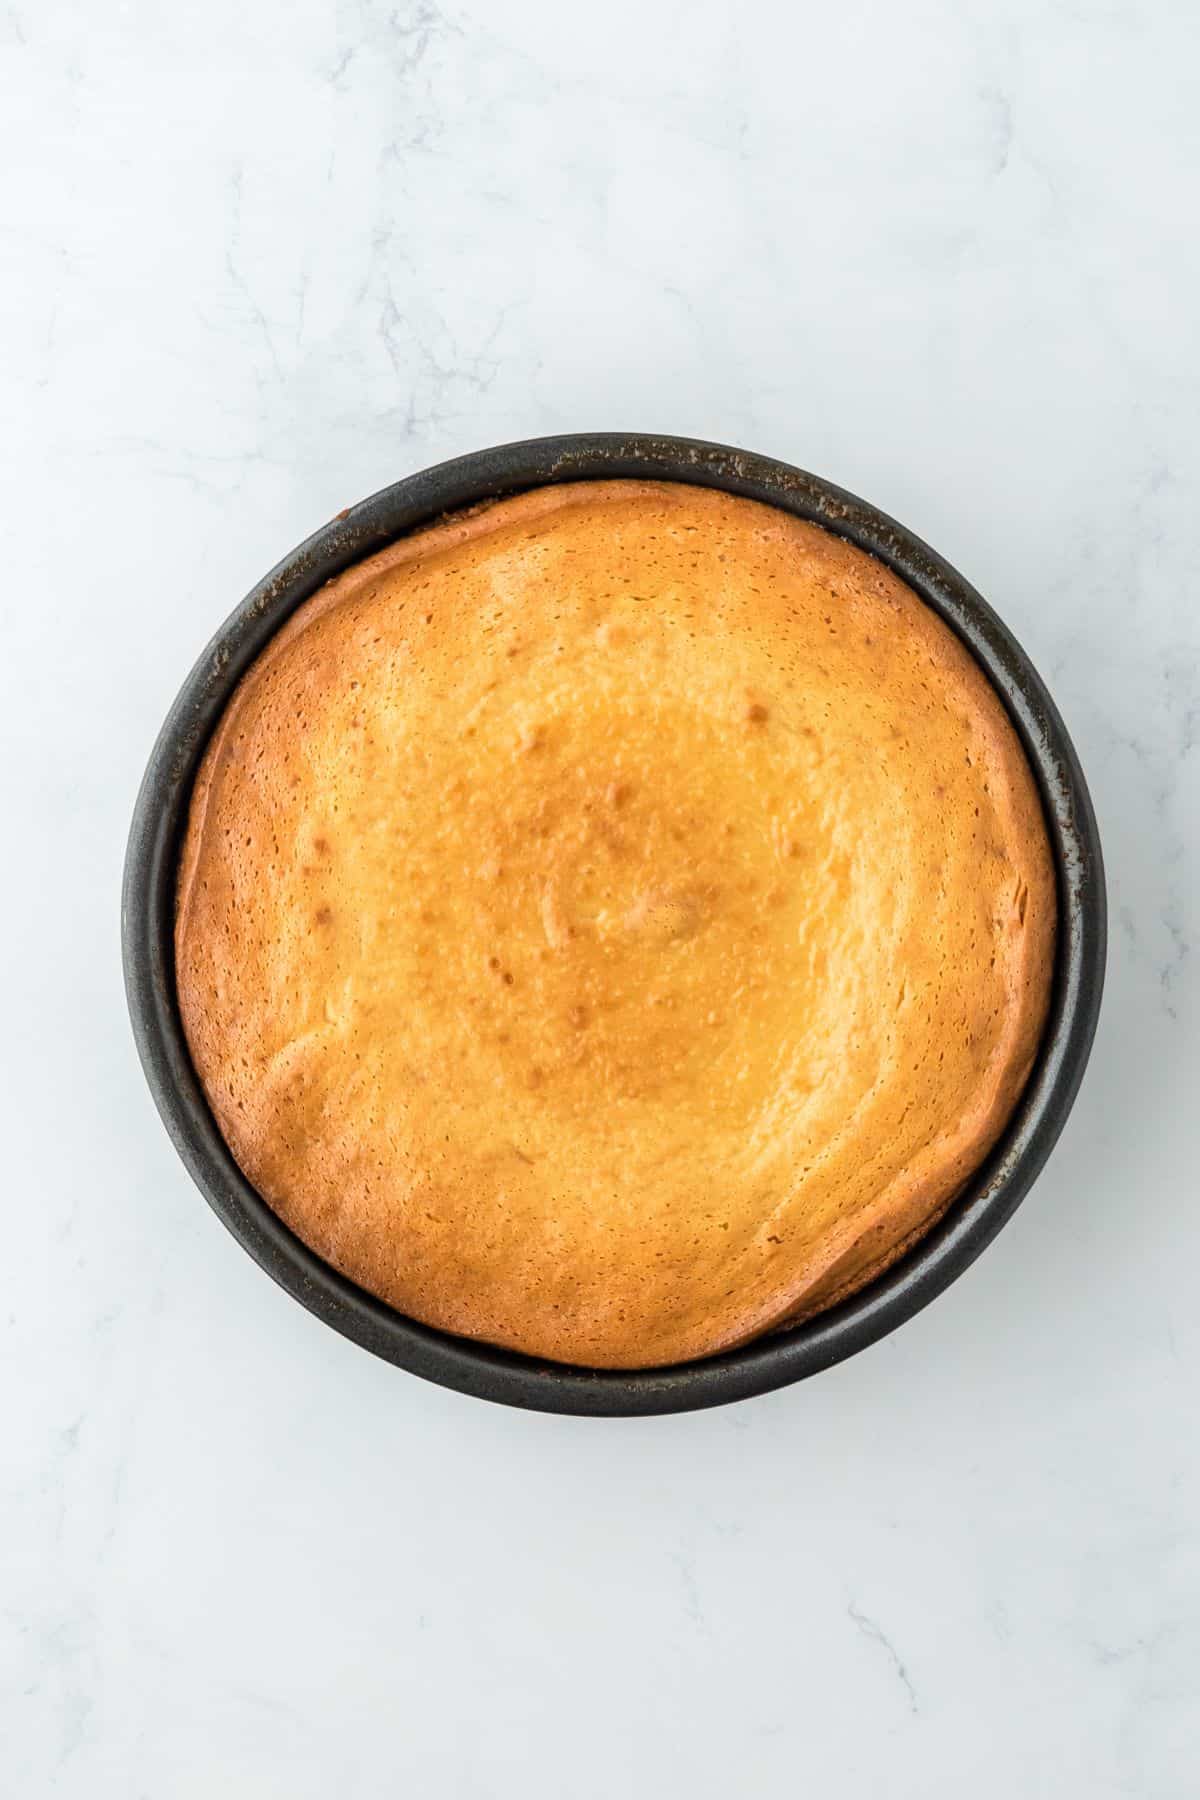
[[4, 2, 1198, 1793]]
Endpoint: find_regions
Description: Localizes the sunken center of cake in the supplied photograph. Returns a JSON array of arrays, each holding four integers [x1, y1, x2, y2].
[[327, 688, 829, 1126]]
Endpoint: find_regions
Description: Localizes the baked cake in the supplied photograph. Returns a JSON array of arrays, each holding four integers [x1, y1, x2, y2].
[[176, 481, 1055, 1367]]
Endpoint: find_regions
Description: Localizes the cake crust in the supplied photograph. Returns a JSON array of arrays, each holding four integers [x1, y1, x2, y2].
[[176, 481, 1056, 1368]]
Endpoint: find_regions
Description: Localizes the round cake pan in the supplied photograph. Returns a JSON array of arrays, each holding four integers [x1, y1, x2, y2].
[[122, 434, 1106, 1416]]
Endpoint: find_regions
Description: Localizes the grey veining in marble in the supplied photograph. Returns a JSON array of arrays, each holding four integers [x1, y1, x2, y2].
[[2, 2, 1198, 1794]]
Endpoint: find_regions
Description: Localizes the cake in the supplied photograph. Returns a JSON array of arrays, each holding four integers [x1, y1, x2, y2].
[[176, 480, 1056, 1368]]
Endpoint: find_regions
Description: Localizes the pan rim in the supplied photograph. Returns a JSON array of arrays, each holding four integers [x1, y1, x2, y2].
[[121, 433, 1106, 1416]]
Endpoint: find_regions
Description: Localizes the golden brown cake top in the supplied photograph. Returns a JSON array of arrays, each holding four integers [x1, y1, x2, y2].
[[177, 481, 1055, 1368]]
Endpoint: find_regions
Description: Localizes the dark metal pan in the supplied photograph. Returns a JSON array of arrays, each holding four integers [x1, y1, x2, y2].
[[122, 434, 1106, 1415]]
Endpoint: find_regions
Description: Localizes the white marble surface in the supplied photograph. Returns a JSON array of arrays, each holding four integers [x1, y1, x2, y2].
[[4, 1, 1199, 1793]]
